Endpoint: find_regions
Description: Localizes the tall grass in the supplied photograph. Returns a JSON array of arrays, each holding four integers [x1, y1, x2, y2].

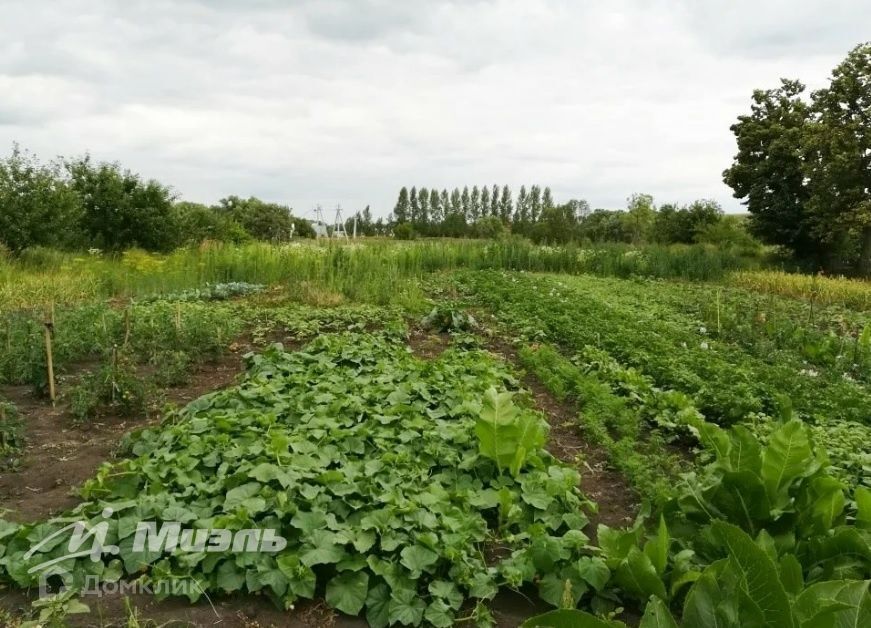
[[0, 240, 761, 310], [730, 270, 871, 310]]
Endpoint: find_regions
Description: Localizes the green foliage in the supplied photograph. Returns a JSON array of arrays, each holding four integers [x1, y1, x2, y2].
[[216, 196, 297, 242], [475, 387, 547, 477], [393, 222, 417, 240], [172, 201, 251, 245], [68, 352, 156, 422], [66, 156, 178, 252], [0, 332, 596, 624], [0, 145, 81, 252], [421, 304, 478, 333], [140, 282, 265, 303], [21, 590, 90, 628], [724, 44, 871, 273], [0, 399, 23, 470]]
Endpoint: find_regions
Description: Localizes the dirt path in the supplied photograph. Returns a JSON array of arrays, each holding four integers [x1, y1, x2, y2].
[[484, 338, 638, 534]]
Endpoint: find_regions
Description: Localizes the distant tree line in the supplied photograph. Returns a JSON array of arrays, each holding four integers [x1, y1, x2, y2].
[[386, 185, 759, 250], [723, 42, 871, 274], [0, 145, 313, 253]]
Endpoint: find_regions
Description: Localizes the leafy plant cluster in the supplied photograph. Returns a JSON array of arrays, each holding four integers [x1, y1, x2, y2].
[[0, 331, 601, 626], [616, 275, 871, 385], [421, 304, 478, 333], [0, 300, 242, 393], [243, 302, 405, 343], [517, 343, 688, 505], [0, 398, 23, 470], [139, 282, 265, 303], [524, 420, 871, 627], [68, 352, 158, 423], [457, 271, 871, 431]]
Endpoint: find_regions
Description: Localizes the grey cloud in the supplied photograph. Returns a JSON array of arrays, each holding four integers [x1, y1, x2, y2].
[[0, 0, 866, 216]]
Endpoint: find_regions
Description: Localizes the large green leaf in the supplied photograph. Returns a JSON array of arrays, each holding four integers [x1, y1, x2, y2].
[[325, 571, 369, 615], [794, 579, 870, 628], [475, 387, 520, 474], [761, 420, 816, 504], [856, 488, 871, 530], [639, 597, 679, 628], [520, 609, 626, 628], [711, 521, 796, 628], [614, 547, 668, 602]]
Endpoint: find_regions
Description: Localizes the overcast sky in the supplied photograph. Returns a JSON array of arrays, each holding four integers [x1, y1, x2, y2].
[[1, 1, 867, 218]]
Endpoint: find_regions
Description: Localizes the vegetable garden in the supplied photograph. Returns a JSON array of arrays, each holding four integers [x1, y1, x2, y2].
[[0, 241, 868, 627]]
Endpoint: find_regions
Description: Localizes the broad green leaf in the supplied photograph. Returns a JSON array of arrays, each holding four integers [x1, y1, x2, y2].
[[428, 580, 463, 610], [366, 583, 391, 628], [855, 488, 871, 529], [424, 599, 454, 628], [577, 556, 611, 591], [761, 420, 816, 503], [388, 588, 426, 626], [399, 544, 439, 573], [778, 554, 803, 596], [475, 387, 520, 474], [520, 609, 627, 628], [794, 579, 870, 628], [711, 521, 795, 628], [326, 571, 369, 615], [615, 547, 668, 602], [223, 482, 263, 510], [639, 597, 679, 628], [644, 516, 670, 577]]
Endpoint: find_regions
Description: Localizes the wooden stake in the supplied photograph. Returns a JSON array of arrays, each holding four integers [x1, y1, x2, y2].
[[44, 303, 56, 404]]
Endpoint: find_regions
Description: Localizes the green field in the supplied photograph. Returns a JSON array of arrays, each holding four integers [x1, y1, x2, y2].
[[0, 241, 869, 627]]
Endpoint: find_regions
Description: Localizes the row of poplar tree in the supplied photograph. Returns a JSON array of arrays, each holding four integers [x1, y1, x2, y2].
[[391, 184, 556, 236]]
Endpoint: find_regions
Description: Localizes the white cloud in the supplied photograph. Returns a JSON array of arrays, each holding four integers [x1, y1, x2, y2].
[[0, 0, 867, 217]]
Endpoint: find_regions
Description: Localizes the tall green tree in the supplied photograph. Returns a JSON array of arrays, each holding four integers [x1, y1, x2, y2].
[[499, 185, 513, 224], [490, 184, 499, 217], [450, 188, 462, 216], [461, 186, 471, 221], [723, 79, 814, 256], [529, 185, 542, 222], [417, 186, 430, 230], [804, 43, 871, 273], [470, 185, 481, 222], [542, 187, 555, 211], [172, 201, 250, 245], [480, 185, 491, 219], [515, 185, 529, 225], [66, 156, 178, 251], [409, 186, 420, 223], [624, 193, 656, 244], [394, 186, 410, 223], [430, 189, 443, 227], [0, 145, 81, 251]]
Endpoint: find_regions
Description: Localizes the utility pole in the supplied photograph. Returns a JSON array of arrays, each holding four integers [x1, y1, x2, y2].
[[333, 205, 348, 239]]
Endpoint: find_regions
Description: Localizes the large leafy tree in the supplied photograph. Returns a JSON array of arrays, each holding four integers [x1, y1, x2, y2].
[[804, 43, 871, 273], [624, 193, 656, 244], [723, 79, 814, 256], [216, 195, 295, 241], [66, 156, 178, 252], [0, 145, 81, 251], [172, 201, 250, 245]]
